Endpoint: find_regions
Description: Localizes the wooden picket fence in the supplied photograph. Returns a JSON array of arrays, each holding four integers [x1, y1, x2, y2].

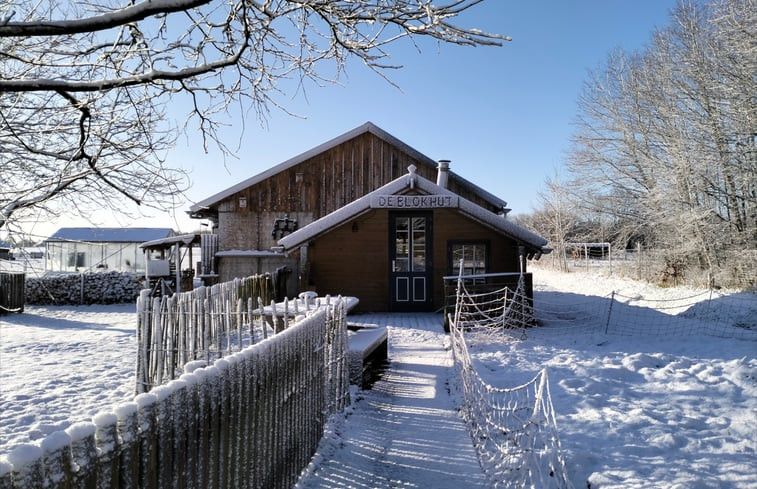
[[1, 303, 350, 488], [135, 274, 274, 394], [0, 271, 25, 314], [1, 276, 351, 489]]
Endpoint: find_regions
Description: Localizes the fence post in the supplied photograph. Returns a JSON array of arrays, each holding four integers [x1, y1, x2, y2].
[[6, 445, 44, 488], [114, 402, 140, 488], [135, 392, 159, 489], [93, 412, 119, 489], [66, 421, 98, 488], [605, 291, 615, 334]]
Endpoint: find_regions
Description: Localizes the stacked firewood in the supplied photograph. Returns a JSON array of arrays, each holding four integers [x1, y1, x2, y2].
[[25, 271, 143, 305]]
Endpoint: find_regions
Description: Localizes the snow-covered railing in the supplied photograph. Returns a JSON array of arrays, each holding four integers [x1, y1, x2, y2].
[[448, 270, 573, 488], [1, 301, 351, 489]]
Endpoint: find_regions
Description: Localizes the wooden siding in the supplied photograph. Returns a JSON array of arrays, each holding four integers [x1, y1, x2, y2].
[[431, 209, 522, 309], [215, 132, 501, 252], [306, 209, 524, 312], [308, 210, 389, 312]]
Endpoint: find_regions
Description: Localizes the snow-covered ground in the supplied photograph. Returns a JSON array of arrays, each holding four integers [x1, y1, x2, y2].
[[0, 304, 137, 454], [475, 267, 757, 488], [1, 268, 755, 488]]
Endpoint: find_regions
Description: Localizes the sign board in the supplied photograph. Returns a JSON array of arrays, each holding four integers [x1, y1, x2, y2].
[[370, 194, 459, 209]]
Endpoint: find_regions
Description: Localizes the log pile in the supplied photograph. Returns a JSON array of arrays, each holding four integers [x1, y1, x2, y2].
[[25, 271, 143, 305]]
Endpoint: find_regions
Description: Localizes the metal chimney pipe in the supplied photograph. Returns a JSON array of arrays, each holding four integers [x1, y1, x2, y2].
[[437, 160, 450, 188]]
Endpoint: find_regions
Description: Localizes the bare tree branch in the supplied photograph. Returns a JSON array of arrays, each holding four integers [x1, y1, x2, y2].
[[0, 0, 509, 230]]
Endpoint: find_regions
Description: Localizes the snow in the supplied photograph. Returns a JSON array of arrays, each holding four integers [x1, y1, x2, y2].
[[0, 304, 136, 454], [1, 268, 755, 488]]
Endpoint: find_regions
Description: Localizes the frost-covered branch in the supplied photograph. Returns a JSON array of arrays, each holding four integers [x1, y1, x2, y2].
[[0, 0, 508, 229]]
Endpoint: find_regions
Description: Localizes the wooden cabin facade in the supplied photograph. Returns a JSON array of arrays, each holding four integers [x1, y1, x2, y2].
[[189, 122, 549, 311]]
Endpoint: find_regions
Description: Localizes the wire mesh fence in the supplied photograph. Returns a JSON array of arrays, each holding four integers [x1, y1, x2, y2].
[[541, 245, 757, 291]]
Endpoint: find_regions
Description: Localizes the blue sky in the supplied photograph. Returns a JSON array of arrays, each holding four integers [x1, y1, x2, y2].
[[18, 1, 680, 239]]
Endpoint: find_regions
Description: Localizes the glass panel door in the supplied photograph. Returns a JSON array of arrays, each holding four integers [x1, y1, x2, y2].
[[390, 212, 433, 311]]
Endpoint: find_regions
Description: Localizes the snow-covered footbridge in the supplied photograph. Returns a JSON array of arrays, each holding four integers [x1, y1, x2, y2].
[[297, 313, 490, 488]]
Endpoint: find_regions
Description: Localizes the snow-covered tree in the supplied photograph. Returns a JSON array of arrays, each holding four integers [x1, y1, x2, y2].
[[0, 0, 509, 230], [565, 0, 756, 281]]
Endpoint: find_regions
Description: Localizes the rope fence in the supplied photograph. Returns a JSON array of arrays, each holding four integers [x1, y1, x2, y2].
[[448, 269, 573, 488], [448, 265, 755, 487]]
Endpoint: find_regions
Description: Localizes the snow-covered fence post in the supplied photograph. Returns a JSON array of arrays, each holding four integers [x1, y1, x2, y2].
[[248, 346, 262, 488], [236, 298, 244, 351], [257, 341, 274, 487], [169, 380, 189, 488], [93, 412, 119, 489], [66, 421, 98, 487], [150, 383, 177, 489], [134, 392, 159, 489], [41, 431, 73, 487], [247, 297, 255, 345], [5, 445, 43, 488], [114, 402, 139, 488], [271, 300, 280, 333], [164, 295, 178, 379], [258, 297, 268, 340], [214, 358, 230, 489], [231, 353, 246, 488], [135, 289, 151, 395], [191, 366, 212, 489]]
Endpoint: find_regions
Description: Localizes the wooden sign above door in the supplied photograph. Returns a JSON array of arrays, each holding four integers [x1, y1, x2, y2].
[[370, 194, 459, 209]]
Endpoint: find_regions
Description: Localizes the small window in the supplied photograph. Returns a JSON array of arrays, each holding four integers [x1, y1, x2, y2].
[[449, 242, 488, 282], [67, 251, 86, 269]]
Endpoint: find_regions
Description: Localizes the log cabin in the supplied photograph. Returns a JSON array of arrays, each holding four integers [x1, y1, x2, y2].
[[188, 122, 549, 312]]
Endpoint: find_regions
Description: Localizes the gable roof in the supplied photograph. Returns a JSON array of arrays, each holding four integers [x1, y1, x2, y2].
[[278, 166, 549, 258], [188, 121, 507, 216], [46, 227, 175, 243]]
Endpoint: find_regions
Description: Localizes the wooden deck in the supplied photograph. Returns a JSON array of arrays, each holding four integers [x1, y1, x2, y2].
[[297, 312, 489, 488]]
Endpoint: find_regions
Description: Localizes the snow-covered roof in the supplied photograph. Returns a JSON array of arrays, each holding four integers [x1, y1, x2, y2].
[[215, 250, 285, 257], [47, 227, 175, 243], [140, 233, 202, 250], [188, 121, 507, 216], [278, 167, 549, 255]]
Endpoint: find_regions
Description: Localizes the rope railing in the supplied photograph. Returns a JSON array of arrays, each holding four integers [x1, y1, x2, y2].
[[449, 266, 573, 488]]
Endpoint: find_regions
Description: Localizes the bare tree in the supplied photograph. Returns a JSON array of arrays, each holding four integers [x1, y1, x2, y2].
[[532, 171, 577, 271], [565, 0, 756, 284], [0, 0, 509, 230]]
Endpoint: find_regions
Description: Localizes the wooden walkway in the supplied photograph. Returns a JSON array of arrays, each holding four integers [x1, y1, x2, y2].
[[296, 313, 489, 489]]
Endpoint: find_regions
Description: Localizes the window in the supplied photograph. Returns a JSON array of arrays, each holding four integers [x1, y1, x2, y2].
[[67, 251, 86, 269], [449, 242, 488, 282]]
